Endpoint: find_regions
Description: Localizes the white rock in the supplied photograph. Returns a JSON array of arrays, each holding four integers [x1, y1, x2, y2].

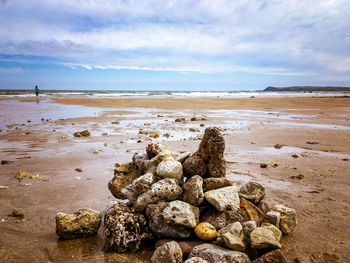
[[162, 200, 199, 228], [271, 204, 297, 234], [156, 158, 183, 181], [204, 186, 240, 212]]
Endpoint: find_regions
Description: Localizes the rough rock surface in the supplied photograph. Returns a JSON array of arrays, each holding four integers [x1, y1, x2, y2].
[[183, 175, 204, 206], [156, 158, 183, 180], [156, 239, 205, 258], [252, 249, 287, 263], [189, 244, 250, 263], [242, 221, 257, 244], [239, 198, 265, 226], [103, 200, 153, 252], [134, 178, 182, 211], [203, 177, 233, 191], [151, 241, 182, 263], [183, 127, 226, 178], [264, 211, 280, 227], [261, 223, 282, 242], [162, 200, 199, 228], [200, 208, 243, 230], [239, 181, 266, 204], [194, 222, 217, 241], [204, 186, 240, 212], [257, 202, 270, 215], [250, 227, 282, 250], [146, 202, 192, 239], [184, 257, 210, 263], [56, 208, 101, 239], [73, 130, 90, 137], [121, 172, 157, 203], [217, 222, 246, 251], [271, 204, 297, 235], [108, 162, 141, 199]]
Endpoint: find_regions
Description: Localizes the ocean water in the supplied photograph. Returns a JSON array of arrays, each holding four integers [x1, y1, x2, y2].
[[1, 89, 350, 98]]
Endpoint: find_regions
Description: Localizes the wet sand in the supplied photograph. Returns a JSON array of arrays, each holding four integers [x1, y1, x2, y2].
[[0, 96, 349, 262]]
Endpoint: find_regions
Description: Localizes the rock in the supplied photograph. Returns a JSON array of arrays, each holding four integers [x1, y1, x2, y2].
[[260, 163, 267, 168], [183, 127, 226, 178], [0, 185, 9, 189], [239, 181, 266, 204], [257, 202, 270, 215], [1, 160, 14, 165], [8, 209, 24, 219], [156, 239, 205, 258], [204, 186, 240, 212], [184, 257, 209, 263], [121, 172, 157, 203], [104, 200, 153, 252], [261, 223, 282, 242], [156, 158, 183, 181], [73, 130, 90, 137], [151, 241, 182, 263], [250, 227, 282, 250], [56, 208, 101, 239], [75, 168, 82, 172], [175, 152, 191, 163], [252, 249, 286, 263], [111, 121, 120, 124], [264, 211, 280, 227], [15, 170, 28, 182], [191, 117, 197, 121], [194, 222, 217, 241], [134, 178, 183, 212], [189, 128, 200, 132], [108, 162, 141, 199], [203, 177, 233, 191], [292, 154, 302, 158], [200, 208, 243, 230], [183, 175, 204, 206], [163, 200, 199, 228], [274, 144, 283, 149], [217, 222, 245, 251], [146, 202, 192, 239], [242, 221, 257, 244], [175, 118, 186, 122], [271, 204, 297, 235], [239, 198, 265, 226], [189, 244, 250, 263]]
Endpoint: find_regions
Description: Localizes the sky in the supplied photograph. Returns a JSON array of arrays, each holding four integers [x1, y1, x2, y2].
[[1, 0, 350, 91]]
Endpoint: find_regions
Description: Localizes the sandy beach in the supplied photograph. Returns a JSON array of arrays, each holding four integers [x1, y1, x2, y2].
[[0, 96, 349, 262]]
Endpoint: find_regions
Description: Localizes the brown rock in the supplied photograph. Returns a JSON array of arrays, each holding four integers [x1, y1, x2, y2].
[[203, 177, 233, 191], [239, 198, 265, 226], [73, 130, 90, 137], [200, 208, 243, 230], [257, 202, 270, 215], [156, 239, 206, 258], [183, 127, 226, 178], [252, 249, 286, 263]]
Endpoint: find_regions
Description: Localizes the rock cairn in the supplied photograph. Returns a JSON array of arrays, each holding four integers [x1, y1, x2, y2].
[[56, 127, 297, 263]]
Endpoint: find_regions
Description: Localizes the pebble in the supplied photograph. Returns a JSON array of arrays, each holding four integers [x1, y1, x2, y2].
[[194, 222, 217, 241]]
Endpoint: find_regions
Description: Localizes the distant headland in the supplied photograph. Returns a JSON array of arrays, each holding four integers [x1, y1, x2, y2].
[[264, 86, 350, 92]]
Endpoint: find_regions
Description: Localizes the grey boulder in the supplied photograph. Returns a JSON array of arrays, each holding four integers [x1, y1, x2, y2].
[[239, 181, 265, 204], [183, 175, 204, 206]]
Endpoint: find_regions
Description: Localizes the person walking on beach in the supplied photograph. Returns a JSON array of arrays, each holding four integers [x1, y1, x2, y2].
[[35, 85, 39, 97]]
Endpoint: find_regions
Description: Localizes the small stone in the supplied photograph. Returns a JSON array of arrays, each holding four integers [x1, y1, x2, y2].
[[242, 220, 257, 244], [15, 170, 28, 182], [8, 209, 24, 219], [200, 124, 205, 127], [271, 204, 297, 235], [200, 208, 243, 230], [264, 211, 280, 227], [149, 132, 160, 139], [261, 223, 282, 242], [111, 121, 120, 124], [204, 186, 240, 212], [292, 154, 302, 158], [189, 128, 200, 132], [175, 118, 186, 122], [56, 208, 101, 239], [239, 181, 266, 204], [1, 160, 14, 165], [156, 158, 183, 181], [252, 249, 286, 263], [260, 163, 267, 168], [151, 241, 182, 263], [217, 222, 245, 251], [102, 132, 108, 136], [0, 185, 9, 189], [274, 144, 283, 149], [73, 130, 90, 137], [75, 168, 83, 172], [189, 244, 250, 263], [191, 117, 197, 121], [183, 175, 204, 206], [203, 177, 233, 191], [194, 222, 217, 241], [162, 201, 199, 228], [250, 227, 282, 250], [239, 198, 265, 226], [144, 123, 152, 126], [184, 257, 209, 263]]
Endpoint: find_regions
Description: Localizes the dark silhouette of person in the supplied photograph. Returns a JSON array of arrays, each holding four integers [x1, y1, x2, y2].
[[35, 85, 39, 97]]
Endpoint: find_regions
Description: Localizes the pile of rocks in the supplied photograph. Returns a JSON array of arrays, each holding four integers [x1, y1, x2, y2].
[[56, 127, 297, 263]]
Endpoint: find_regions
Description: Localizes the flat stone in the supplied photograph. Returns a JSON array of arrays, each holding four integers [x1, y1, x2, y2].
[[239, 198, 265, 226], [194, 222, 217, 241], [203, 177, 233, 191], [271, 204, 297, 235], [183, 175, 204, 206], [204, 186, 240, 212], [264, 211, 280, 227], [189, 244, 250, 263], [200, 208, 243, 230], [252, 249, 287, 263], [156, 158, 183, 181], [261, 223, 282, 242], [217, 222, 246, 251], [151, 241, 182, 263], [56, 208, 101, 239], [162, 201, 199, 228], [250, 227, 282, 250], [239, 181, 266, 204]]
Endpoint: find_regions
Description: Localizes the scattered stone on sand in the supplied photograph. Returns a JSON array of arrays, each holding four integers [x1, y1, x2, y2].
[[264, 211, 280, 227], [27, 119, 32, 123], [184, 257, 209, 263], [217, 222, 246, 251], [108, 162, 141, 199], [271, 204, 297, 235], [102, 132, 108, 136], [204, 186, 240, 212], [342, 158, 349, 161], [15, 170, 28, 182], [146, 202, 192, 239], [242, 220, 257, 244], [260, 163, 268, 168], [8, 209, 24, 219], [274, 144, 283, 149], [1, 160, 14, 165], [29, 174, 40, 179], [189, 128, 200, 132], [149, 132, 160, 139], [162, 200, 199, 228], [261, 222, 282, 242], [200, 124, 205, 127], [151, 241, 182, 263], [111, 121, 120, 124], [194, 222, 217, 241], [189, 244, 250, 263], [290, 174, 304, 180], [156, 158, 183, 181], [134, 178, 183, 212], [252, 249, 287, 263], [0, 185, 9, 189], [200, 208, 243, 230], [292, 154, 302, 158], [239, 198, 265, 226], [183, 175, 204, 206], [239, 181, 266, 204], [75, 168, 83, 172], [306, 141, 319, 145], [73, 130, 90, 137], [250, 227, 282, 250], [183, 127, 226, 178], [56, 208, 101, 239], [191, 117, 197, 121], [175, 118, 186, 122], [203, 177, 233, 191], [104, 200, 153, 252]]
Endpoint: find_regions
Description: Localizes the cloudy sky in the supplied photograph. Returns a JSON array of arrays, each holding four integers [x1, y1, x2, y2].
[[1, 0, 350, 90]]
